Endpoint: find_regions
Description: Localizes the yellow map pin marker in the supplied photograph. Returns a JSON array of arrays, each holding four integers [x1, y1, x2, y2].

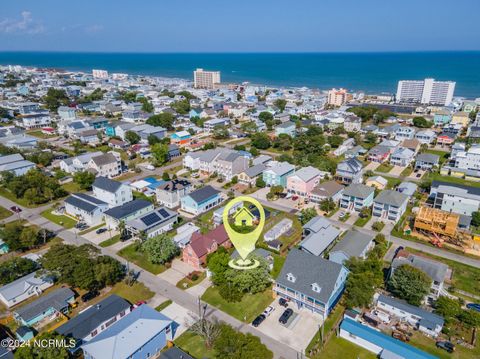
[[223, 196, 265, 270]]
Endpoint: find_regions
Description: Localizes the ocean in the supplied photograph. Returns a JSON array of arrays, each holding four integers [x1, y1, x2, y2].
[[1, 52, 479, 98]]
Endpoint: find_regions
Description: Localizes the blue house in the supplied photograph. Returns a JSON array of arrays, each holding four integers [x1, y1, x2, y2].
[[82, 305, 173, 359], [433, 111, 452, 126], [275, 121, 296, 137], [339, 317, 437, 359], [88, 118, 109, 129], [0, 239, 9, 254], [274, 249, 348, 321], [189, 108, 202, 119], [16, 326, 34, 342], [181, 185, 222, 216], [340, 184, 375, 212], [263, 162, 295, 188], [105, 123, 117, 137], [14, 287, 75, 326]]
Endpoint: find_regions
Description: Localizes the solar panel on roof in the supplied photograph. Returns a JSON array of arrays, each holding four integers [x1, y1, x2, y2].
[[158, 208, 170, 219], [141, 212, 160, 226]]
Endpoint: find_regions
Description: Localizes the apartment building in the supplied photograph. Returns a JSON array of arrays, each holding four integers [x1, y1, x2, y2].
[[193, 68, 221, 89], [396, 78, 455, 106], [327, 88, 351, 107]]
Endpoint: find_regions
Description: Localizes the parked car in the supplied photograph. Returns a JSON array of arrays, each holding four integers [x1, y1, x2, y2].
[[466, 303, 480, 312], [252, 314, 266, 327], [279, 298, 289, 307], [292, 195, 299, 201], [263, 305, 275, 317], [10, 206, 22, 213], [436, 341, 455, 353], [338, 211, 346, 218], [279, 308, 293, 324], [146, 165, 155, 170], [96, 228, 107, 234], [81, 290, 99, 303]]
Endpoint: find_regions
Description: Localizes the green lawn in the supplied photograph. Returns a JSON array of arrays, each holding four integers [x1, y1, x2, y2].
[[175, 331, 216, 359], [376, 163, 394, 173], [260, 211, 303, 251], [176, 272, 206, 290], [0, 188, 45, 208], [133, 191, 155, 203], [99, 234, 121, 248], [155, 299, 172, 312], [339, 213, 350, 222], [406, 247, 480, 295], [110, 282, 154, 304], [383, 176, 402, 189], [400, 167, 413, 177], [41, 208, 77, 229], [61, 181, 82, 193], [306, 305, 345, 357], [118, 243, 167, 275], [0, 206, 12, 220], [428, 172, 480, 188], [316, 336, 376, 359], [271, 254, 286, 279], [26, 130, 55, 139], [201, 286, 273, 323], [354, 214, 371, 227], [408, 330, 479, 359]]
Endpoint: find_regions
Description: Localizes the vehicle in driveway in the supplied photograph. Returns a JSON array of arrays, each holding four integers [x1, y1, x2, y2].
[[338, 211, 346, 218], [81, 290, 99, 303], [96, 228, 107, 234], [292, 195, 299, 201], [252, 314, 266, 327], [279, 298, 289, 307], [279, 308, 293, 324], [263, 305, 275, 317], [436, 341, 455, 353], [466, 303, 480, 312]]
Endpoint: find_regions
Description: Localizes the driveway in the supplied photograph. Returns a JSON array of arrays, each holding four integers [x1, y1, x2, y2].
[[345, 212, 359, 225], [364, 162, 381, 171], [255, 299, 323, 352], [83, 228, 116, 245], [388, 165, 406, 176], [158, 259, 197, 285], [408, 169, 425, 180], [186, 277, 212, 297], [363, 216, 378, 231], [159, 302, 194, 339]]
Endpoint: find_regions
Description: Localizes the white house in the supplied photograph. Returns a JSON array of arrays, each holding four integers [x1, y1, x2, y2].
[[0, 154, 36, 176], [64, 193, 109, 226], [0, 272, 54, 308], [92, 177, 133, 208]]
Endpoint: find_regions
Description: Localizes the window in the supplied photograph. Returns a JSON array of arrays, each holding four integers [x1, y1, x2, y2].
[[105, 317, 117, 328], [286, 273, 296, 283], [91, 330, 98, 337]]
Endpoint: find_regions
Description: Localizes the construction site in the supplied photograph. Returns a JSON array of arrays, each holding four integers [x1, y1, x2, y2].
[[406, 206, 480, 256]]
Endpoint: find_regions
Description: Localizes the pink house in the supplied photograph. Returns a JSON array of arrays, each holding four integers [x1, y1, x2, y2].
[[286, 166, 322, 198]]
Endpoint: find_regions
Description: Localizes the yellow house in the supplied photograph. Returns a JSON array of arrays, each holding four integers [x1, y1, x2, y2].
[[233, 207, 255, 226], [451, 112, 470, 128]]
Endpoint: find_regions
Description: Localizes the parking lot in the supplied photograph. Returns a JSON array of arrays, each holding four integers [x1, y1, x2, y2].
[[254, 299, 323, 352]]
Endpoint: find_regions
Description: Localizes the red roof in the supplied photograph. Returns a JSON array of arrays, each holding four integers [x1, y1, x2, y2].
[[187, 224, 229, 258]]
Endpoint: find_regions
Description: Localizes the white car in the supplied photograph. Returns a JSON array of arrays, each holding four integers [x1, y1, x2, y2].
[[146, 164, 155, 170], [263, 305, 275, 317], [338, 211, 346, 218]]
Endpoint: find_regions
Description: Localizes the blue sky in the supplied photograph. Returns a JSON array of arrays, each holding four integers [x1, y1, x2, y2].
[[1, 0, 479, 52]]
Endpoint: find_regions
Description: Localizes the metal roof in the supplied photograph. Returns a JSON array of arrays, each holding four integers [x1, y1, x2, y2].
[[15, 287, 74, 322]]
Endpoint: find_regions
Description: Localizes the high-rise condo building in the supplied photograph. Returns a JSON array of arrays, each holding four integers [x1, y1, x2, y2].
[[396, 78, 455, 106], [92, 69, 109, 79], [194, 68, 221, 89], [327, 88, 352, 106]]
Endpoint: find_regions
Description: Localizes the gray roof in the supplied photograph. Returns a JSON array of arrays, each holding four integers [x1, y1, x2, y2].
[[0, 272, 51, 301], [277, 121, 295, 129], [276, 248, 345, 304], [65, 193, 107, 213], [90, 153, 118, 166], [311, 180, 344, 198], [431, 180, 480, 198], [266, 162, 295, 176], [160, 348, 194, 359], [392, 254, 448, 283], [330, 231, 374, 259], [244, 163, 266, 178], [343, 184, 374, 199], [300, 217, 341, 256], [377, 294, 444, 328], [416, 153, 440, 164], [156, 179, 191, 193], [0, 153, 24, 165], [338, 158, 363, 173], [293, 166, 321, 182], [391, 147, 415, 159], [57, 294, 131, 340], [126, 207, 177, 231], [15, 287, 75, 322], [368, 145, 390, 156], [104, 199, 153, 220], [188, 185, 220, 204], [374, 190, 408, 207], [93, 176, 123, 193]]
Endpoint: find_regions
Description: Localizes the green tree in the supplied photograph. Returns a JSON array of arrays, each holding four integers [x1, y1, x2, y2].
[[214, 324, 273, 359], [471, 211, 480, 227], [319, 198, 336, 213], [272, 134, 292, 151], [327, 135, 343, 148], [299, 207, 317, 225], [0, 107, 12, 119], [14, 332, 72, 359], [413, 116, 433, 128], [73, 171, 96, 190], [434, 296, 462, 322], [251, 133, 271, 149], [258, 111, 274, 122], [147, 134, 162, 146], [388, 264, 431, 305], [43, 88, 69, 111], [146, 113, 175, 130], [19, 226, 39, 249], [177, 91, 197, 100], [142, 234, 179, 264], [151, 143, 169, 166], [171, 99, 190, 114], [274, 99, 287, 112], [212, 125, 230, 139], [255, 176, 266, 188], [139, 98, 154, 113], [162, 172, 171, 181], [125, 131, 141, 144], [0, 257, 37, 285], [241, 121, 258, 134]]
